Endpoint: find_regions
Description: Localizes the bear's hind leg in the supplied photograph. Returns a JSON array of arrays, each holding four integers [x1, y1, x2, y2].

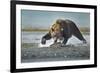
[[73, 30, 87, 44], [72, 23, 87, 44], [62, 38, 68, 45]]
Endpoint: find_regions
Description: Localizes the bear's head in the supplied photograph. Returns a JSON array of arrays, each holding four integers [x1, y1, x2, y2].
[[50, 19, 63, 39], [41, 19, 65, 45]]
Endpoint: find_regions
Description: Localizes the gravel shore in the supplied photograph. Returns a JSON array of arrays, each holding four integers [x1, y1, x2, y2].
[[21, 43, 90, 63]]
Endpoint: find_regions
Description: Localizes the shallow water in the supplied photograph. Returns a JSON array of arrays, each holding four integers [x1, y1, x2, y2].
[[21, 31, 90, 63], [22, 31, 90, 48]]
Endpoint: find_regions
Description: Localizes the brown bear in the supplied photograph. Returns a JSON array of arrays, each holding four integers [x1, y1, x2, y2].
[[41, 19, 86, 45]]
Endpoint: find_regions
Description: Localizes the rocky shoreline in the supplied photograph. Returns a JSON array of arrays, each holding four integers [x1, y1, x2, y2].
[[21, 43, 90, 63]]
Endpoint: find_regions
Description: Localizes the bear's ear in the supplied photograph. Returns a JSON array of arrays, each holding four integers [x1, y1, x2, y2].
[[56, 20, 60, 24]]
